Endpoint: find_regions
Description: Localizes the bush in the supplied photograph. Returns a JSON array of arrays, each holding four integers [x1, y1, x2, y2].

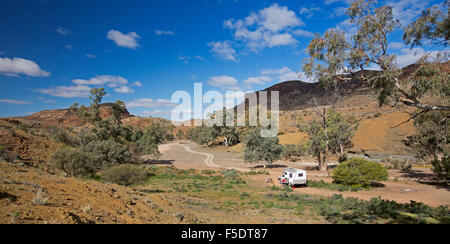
[[221, 169, 239, 179], [142, 123, 171, 144], [390, 160, 413, 171], [282, 145, 299, 162], [191, 126, 217, 145], [82, 140, 132, 169], [243, 128, 283, 167], [50, 127, 80, 147], [136, 136, 161, 158], [130, 128, 144, 142], [50, 148, 94, 177], [102, 164, 148, 186], [281, 144, 308, 162], [431, 156, 450, 180], [332, 158, 388, 187]]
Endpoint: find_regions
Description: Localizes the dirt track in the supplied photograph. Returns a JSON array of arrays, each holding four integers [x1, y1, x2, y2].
[[158, 142, 450, 207]]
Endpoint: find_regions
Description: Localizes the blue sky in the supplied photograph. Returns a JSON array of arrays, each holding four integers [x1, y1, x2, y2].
[[0, 0, 446, 118]]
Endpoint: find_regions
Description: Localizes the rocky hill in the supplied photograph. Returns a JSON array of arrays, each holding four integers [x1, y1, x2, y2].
[[24, 103, 134, 128]]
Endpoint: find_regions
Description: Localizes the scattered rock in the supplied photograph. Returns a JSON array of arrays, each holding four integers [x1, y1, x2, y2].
[[126, 209, 135, 217], [175, 213, 185, 223]]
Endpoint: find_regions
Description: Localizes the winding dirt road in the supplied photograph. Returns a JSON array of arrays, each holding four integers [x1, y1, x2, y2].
[[179, 144, 220, 168], [159, 142, 252, 172]]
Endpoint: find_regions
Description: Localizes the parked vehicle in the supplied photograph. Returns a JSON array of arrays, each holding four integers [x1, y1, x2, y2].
[[278, 168, 307, 187]]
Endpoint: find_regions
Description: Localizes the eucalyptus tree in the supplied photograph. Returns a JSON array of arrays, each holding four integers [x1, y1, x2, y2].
[[303, 0, 449, 114], [300, 108, 358, 171], [303, 0, 449, 172]]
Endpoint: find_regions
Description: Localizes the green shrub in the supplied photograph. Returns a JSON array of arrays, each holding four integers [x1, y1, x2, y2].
[[102, 164, 148, 186], [130, 128, 144, 142], [136, 136, 161, 158], [243, 128, 283, 167], [280, 193, 450, 224], [50, 148, 94, 177], [191, 126, 218, 145], [82, 140, 132, 169], [390, 160, 413, 171], [307, 180, 365, 191], [176, 129, 185, 140], [142, 123, 171, 144], [221, 169, 239, 179], [431, 156, 450, 180], [245, 170, 269, 175], [50, 127, 80, 147], [332, 158, 388, 187]]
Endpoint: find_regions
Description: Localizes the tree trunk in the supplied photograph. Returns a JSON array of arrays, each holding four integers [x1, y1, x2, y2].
[[317, 153, 328, 171], [320, 155, 328, 171]]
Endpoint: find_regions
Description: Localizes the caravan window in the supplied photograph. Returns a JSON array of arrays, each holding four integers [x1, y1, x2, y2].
[[289, 173, 293, 178], [298, 173, 303, 177]]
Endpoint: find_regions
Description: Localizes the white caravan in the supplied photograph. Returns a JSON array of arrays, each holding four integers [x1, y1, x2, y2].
[[278, 168, 307, 187]]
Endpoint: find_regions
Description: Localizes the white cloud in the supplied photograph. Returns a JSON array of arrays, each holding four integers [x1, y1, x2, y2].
[[299, 6, 322, 18], [395, 47, 437, 68], [390, 42, 405, 50], [387, 0, 429, 26], [65, 45, 73, 50], [86, 54, 96, 58], [39, 75, 140, 97], [141, 110, 172, 116], [327, 0, 431, 27], [259, 4, 304, 32], [208, 75, 238, 88], [194, 55, 206, 61], [114, 86, 134, 94], [329, 7, 347, 18], [267, 33, 298, 47], [132, 81, 143, 87], [38, 85, 91, 98], [243, 76, 272, 85], [324, 0, 353, 5], [155, 30, 176, 36], [0, 99, 31, 104], [127, 98, 176, 109], [223, 3, 303, 52], [178, 56, 190, 63], [293, 29, 315, 38], [0, 57, 50, 77], [278, 71, 301, 81], [72, 75, 128, 87], [261, 67, 292, 75], [178, 55, 205, 64], [208, 41, 237, 61], [335, 18, 358, 40], [261, 66, 314, 83], [56, 26, 72, 35], [107, 30, 140, 49]]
